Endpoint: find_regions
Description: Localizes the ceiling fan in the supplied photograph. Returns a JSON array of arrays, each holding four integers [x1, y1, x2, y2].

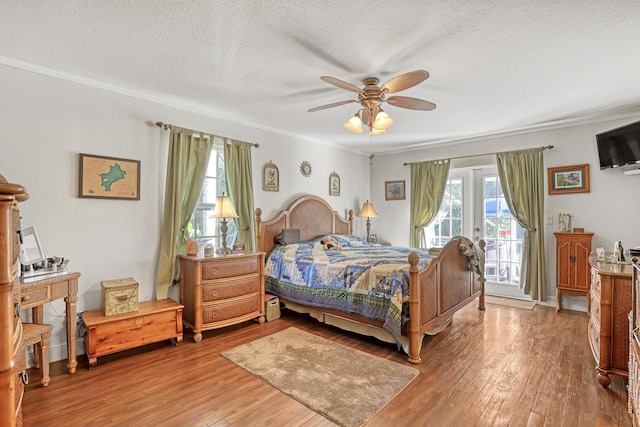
[[308, 70, 436, 134]]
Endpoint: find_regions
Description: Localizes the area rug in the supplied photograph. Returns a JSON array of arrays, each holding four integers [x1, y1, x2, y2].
[[485, 295, 536, 310], [221, 327, 419, 427]]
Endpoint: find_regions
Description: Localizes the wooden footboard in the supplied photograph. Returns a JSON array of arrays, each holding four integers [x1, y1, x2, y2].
[[406, 238, 485, 364]]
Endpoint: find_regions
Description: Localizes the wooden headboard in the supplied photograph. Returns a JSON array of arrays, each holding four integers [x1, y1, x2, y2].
[[256, 195, 353, 255]]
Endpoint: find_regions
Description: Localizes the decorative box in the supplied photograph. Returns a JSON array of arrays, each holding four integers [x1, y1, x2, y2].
[[101, 277, 139, 316], [265, 294, 280, 322]]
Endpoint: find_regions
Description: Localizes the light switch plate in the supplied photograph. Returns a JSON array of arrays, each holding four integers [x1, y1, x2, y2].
[[545, 215, 553, 225]]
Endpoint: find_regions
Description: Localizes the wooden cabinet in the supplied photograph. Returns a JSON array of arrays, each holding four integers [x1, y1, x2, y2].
[[554, 232, 593, 312], [180, 252, 265, 342], [588, 257, 632, 387], [82, 299, 184, 368], [0, 176, 28, 427], [629, 260, 640, 425]]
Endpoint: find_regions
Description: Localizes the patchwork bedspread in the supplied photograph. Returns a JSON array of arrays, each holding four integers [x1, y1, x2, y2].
[[264, 234, 436, 344]]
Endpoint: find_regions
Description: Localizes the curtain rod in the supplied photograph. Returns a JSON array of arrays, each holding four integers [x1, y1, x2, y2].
[[155, 121, 260, 148], [403, 145, 553, 166]]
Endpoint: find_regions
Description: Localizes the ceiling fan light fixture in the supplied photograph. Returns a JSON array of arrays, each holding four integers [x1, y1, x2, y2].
[[368, 127, 387, 135], [372, 109, 393, 130], [344, 112, 363, 133]]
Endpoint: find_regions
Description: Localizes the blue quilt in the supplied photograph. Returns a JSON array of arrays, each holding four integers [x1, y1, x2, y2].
[[264, 234, 436, 345]]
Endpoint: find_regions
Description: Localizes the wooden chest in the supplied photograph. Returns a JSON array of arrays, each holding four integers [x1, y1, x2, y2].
[[180, 252, 265, 342], [82, 299, 183, 368]]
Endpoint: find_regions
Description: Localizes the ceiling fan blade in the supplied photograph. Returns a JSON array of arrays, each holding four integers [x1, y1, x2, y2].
[[380, 70, 430, 93], [320, 76, 363, 93], [386, 96, 436, 111], [308, 99, 357, 112]]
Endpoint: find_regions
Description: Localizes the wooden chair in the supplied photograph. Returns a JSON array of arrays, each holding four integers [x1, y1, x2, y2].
[[22, 323, 53, 387]]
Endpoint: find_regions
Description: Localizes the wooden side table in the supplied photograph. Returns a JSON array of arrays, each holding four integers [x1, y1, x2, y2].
[[180, 251, 265, 342], [554, 232, 593, 312]]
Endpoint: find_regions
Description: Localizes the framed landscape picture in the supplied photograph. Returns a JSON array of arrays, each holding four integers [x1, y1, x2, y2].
[[79, 153, 140, 200], [385, 180, 406, 200], [548, 164, 590, 194]]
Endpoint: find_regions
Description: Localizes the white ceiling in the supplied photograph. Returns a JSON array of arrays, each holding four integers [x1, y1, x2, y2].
[[2, 1, 640, 155]]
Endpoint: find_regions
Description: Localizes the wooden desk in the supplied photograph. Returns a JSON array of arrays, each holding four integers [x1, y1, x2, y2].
[[20, 271, 80, 374]]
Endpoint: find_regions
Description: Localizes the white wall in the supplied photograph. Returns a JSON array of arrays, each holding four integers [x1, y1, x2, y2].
[[0, 65, 369, 362], [371, 117, 640, 309]]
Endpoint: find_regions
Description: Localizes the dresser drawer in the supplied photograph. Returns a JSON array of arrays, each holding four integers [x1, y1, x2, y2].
[[202, 274, 260, 303], [590, 293, 601, 326], [589, 317, 600, 360], [21, 285, 51, 309], [591, 267, 601, 296], [201, 257, 260, 280], [202, 293, 260, 323]]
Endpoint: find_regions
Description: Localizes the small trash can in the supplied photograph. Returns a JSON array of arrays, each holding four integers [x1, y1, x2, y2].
[[265, 294, 281, 321]]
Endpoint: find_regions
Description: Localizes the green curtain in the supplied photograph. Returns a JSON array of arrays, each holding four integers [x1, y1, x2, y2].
[[410, 160, 450, 247], [224, 138, 256, 251], [156, 127, 213, 299], [496, 148, 547, 300]]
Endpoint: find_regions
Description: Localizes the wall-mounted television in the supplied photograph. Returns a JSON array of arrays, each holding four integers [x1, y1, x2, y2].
[[596, 120, 640, 170]]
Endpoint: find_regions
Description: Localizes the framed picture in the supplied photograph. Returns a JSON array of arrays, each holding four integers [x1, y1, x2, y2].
[[369, 234, 377, 243], [548, 164, 590, 194], [263, 161, 279, 192], [385, 180, 406, 201], [79, 153, 140, 200], [329, 172, 340, 196]]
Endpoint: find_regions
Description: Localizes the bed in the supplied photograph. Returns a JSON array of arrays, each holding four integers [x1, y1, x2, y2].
[[255, 194, 485, 364]]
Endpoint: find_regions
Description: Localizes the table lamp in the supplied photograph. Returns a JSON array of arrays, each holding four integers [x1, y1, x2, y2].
[[209, 192, 239, 254], [357, 200, 378, 242]]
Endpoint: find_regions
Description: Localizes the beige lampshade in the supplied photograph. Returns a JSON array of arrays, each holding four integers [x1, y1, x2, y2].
[[357, 201, 378, 218], [344, 112, 364, 133], [209, 193, 239, 219], [372, 109, 393, 130]]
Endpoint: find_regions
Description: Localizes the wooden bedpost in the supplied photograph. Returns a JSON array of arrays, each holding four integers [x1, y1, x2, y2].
[[407, 251, 421, 364], [478, 239, 486, 311]]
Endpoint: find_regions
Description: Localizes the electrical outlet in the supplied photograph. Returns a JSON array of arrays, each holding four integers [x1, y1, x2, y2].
[[545, 215, 553, 225]]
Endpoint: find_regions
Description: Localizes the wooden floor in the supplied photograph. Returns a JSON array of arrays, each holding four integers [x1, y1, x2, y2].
[[22, 301, 630, 427]]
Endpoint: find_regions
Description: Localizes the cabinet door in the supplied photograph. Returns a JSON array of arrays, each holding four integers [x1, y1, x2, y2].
[[573, 241, 592, 290], [556, 240, 572, 288]]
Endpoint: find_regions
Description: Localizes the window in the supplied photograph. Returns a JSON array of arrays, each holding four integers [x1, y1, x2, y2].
[[424, 177, 463, 247], [482, 176, 523, 285], [188, 145, 237, 248]]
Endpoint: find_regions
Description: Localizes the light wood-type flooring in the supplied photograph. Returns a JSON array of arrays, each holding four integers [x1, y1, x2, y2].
[[22, 301, 630, 426]]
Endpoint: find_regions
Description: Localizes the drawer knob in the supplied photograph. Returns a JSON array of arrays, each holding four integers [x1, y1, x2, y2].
[[250, 264, 256, 271], [211, 290, 217, 297], [211, 268, 218, 276], [21, 295, 30, 302], [250, 304, 255, 310], [250, 283, 255, 290], [212, 312, 217, 318]]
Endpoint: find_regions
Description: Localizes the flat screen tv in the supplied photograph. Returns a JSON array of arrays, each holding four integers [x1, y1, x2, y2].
[[596, 120, 640, 170]]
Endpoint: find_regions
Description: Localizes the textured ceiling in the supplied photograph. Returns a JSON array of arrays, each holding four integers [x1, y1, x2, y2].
[[2, 1, 640, 154]]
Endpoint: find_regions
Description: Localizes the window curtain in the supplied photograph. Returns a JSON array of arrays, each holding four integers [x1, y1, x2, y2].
[[224, 138, 255, 251], [410, 160, 450, 247], [496, 148, 547, 300], [156, 127, 213, 299]]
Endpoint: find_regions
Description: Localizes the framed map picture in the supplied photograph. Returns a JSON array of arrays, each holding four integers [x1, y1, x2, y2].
[[79, 153, 140, 200]]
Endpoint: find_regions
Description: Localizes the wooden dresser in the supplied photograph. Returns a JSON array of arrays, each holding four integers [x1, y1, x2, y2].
[[588, 255, 632, 387], [629, 259, 640, 425], [554, 231, 593, 312], [0, 176, 28, 426], [179, 252, 265, 342]]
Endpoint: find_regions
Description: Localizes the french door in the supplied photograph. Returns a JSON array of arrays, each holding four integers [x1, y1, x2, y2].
[[425, 167, 527, 299]]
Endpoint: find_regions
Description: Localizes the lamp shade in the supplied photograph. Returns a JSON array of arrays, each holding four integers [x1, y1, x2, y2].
[[357, 201, 378, 218], [372, 109, 393, 130], [344, 112, 364, 133], [209, 193, 239, 219]]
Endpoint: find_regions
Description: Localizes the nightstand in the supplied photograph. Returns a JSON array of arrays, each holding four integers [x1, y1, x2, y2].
[[179, 251, 265, 342]]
